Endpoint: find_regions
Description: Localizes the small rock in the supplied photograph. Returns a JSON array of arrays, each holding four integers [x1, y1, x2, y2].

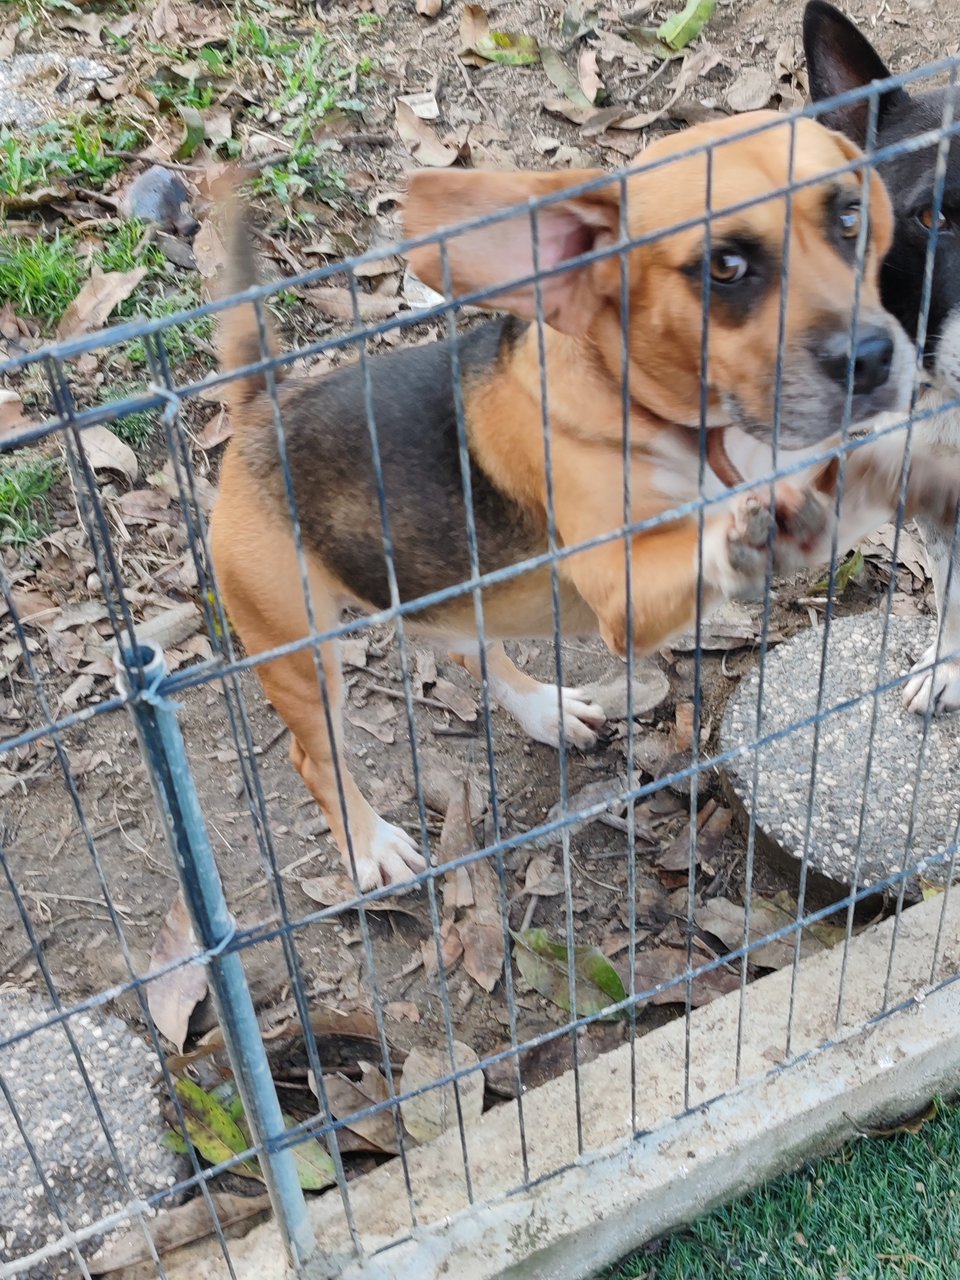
[[119, 166, 199, 238]]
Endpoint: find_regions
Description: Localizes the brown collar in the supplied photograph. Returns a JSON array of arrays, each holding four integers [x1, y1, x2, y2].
[[706, 426, 839, 497]]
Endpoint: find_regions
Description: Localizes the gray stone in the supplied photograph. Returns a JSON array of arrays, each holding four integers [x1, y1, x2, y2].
[[0, 54, 115, 129], [721, 612, 960, 892], [0, 990, 180, 1277]]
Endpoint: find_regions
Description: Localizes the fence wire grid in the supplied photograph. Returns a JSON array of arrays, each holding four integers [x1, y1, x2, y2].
[[3, 63, 960, 1280]]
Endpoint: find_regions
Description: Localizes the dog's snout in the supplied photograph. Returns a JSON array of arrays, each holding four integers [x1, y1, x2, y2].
[[817, 326, 894, 395]]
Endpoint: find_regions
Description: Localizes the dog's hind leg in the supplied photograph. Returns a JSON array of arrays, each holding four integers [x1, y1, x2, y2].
[[902, 517, 960, 716], [211, 470, 425, 890], [449, 640, 607, 750]]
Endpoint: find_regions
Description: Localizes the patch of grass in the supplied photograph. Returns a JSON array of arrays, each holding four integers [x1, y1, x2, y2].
[[0, 233, 83, 328], [0, 453, 59, 546], [97, 221, 166, 276], [119, 287, 213, 370], [602, 1099, 960, 1280], [0, 120, 146, 199]]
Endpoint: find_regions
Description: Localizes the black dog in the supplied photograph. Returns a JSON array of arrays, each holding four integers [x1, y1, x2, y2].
[[805, 0, 960, 714]]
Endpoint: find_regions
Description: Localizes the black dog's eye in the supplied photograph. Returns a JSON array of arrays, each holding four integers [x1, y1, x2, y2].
[[839, 202, 862, 238], [710, 250, 749, 284], [918, 206, 949, 233]]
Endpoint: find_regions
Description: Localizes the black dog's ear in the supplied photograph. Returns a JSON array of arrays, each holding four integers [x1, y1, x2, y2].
[[803, 0, 908, 146]]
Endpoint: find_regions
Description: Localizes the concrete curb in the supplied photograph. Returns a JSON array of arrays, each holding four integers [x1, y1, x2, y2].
[[159, 890, 960, 1280]]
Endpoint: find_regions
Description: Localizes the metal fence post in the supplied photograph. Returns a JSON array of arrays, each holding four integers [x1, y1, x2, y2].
[[115, 641, 316, 1271]]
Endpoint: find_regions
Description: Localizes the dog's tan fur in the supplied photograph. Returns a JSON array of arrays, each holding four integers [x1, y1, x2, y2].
[[210, 111, 960, 889]]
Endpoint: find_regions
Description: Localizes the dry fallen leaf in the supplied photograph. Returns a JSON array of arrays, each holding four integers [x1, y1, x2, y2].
[[89, 1193, 271, 1273], [0, 389, 37, 438], [395, 100, 460, 167], [634, 944, 739, 1007], [147, 891, 208, 1054], [197, 406, 233, 450], [345, 701, 397, 744], [79, 425, 138, 484], [578, 47, 603, 104], [416, 0, 442, 14], [724, 67, 775, 112], [399, 1041, 483, 1143], [319, 1070, 401, 1154], [305, 286, 402, 322], [432, 677, 477, 722], [397, 90, 440, 120], [192, 219, 227, 279], [57, 265, 147, 341]]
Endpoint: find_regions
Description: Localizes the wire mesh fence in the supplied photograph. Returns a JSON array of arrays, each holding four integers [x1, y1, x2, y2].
[[3, 61, 960, 1279]]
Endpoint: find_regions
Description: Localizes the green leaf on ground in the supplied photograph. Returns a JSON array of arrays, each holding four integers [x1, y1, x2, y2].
[[473, 31, 540, 65], [171, 1078, 262, 1180], [174, 106, 206, 160], [657, 0, 717, 51], [512, 927, 626, 1018]]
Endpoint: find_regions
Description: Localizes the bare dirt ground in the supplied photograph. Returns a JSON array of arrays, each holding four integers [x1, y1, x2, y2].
[[1, 0, 958, 1249]]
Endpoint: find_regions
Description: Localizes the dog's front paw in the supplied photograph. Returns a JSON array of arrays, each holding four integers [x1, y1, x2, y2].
[[902, 641, 960, 717], [349, 817, 426, 891], [704, 494, 776, 599]]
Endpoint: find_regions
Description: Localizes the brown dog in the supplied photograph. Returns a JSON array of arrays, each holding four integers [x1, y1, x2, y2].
[[210, 110, 960, 890]]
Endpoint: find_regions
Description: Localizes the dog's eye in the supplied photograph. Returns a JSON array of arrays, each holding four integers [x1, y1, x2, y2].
[[918, 207, 949, 232], [839, 203, 862, 238], [709, 250, 749, 284]]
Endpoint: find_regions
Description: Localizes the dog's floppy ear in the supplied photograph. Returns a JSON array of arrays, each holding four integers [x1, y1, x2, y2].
[[403, 169, 621, 335], [803, 0, 908, 147]]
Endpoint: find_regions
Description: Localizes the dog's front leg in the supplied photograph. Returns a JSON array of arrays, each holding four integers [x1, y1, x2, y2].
[[902, 517, 960, 715], [566, 486, 828, 659]]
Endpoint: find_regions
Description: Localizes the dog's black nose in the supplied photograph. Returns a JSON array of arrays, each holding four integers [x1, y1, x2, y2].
[[818, 326, 894, 395]]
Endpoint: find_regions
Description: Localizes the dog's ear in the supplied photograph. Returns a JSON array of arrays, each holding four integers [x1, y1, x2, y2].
[[403, 169, 621, 335], [803, 0, 908, 147]]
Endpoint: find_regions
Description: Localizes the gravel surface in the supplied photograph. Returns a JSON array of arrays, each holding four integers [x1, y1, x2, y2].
[[0, 990, 179, 1278], [721, 613, 960, 891], [0, 54, 115, 128]]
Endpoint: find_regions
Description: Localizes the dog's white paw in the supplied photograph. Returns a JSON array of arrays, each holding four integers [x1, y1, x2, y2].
[[902, 642, 960, 717], [350, 817, 425, 891], [508, 682, 607, 750]]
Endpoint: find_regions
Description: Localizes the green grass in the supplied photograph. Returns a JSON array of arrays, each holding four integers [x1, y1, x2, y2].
[[0, 454, 58, 546], [602, 1100, 960, 1280], [0, 120, 145, 199], [0, 233, 84, 328]]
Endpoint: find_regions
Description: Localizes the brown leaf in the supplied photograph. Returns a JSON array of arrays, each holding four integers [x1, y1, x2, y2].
[[131, 601, 203, 653], [147, 892, 208, 1053], [438, 778, 476, 910], [385, 1000, 420, 1022], [197, 406, 233, 450], [320, 1071, 401, 1154], [80, 425, 138, 483], [395, 100, 460, 167], [8, 588, 57, 625], [432, 677, 477, 722], [674, 701, 695, 752], [58, 673, 94, 712], [57, 266, 147, 341], [459, 3, 491, 65], [345, 701, 397, 744], [299, 873, 420, 919], [305, 286, 401, 322], [657, 803, 731, 872], [192, 219, 227, 279], [422, 919, 463, 977], [634, 944, 739, 1007], [89, 1193, 271, 1272], [725, 68, 775, 113], [612, 46, 724, 131], [578, 47, 603, 104], [523, 854, 565, 897], [117, 488, 174, 522], [399, 1042, 483, 1142], [397, 90, 440, 120], [416, 0, 442, 14], [150, 458, 216, 513], [45, 628, 84, 673], [0, 389, 38, 438], [67, 748, 111, 778], [460, 920, 503, 992]]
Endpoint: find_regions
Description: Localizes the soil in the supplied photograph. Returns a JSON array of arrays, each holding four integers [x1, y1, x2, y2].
[[1, 0, 956, 1214]]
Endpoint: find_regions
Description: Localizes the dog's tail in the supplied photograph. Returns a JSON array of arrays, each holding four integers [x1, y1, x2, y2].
[[214, 172, 284, 417]]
